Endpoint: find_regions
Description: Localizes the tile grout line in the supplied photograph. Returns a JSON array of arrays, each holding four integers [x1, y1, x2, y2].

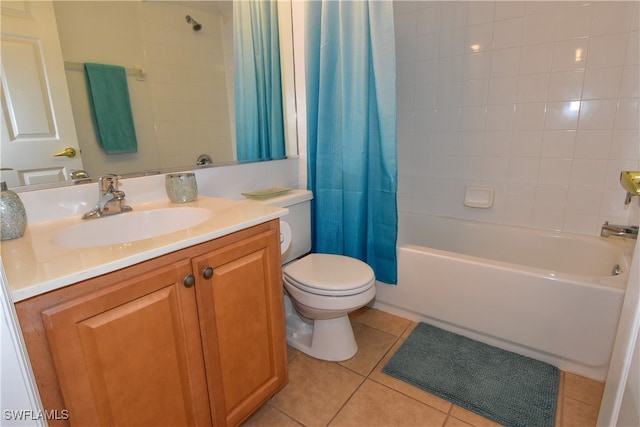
[[362, 329, 454, 425], [326, 323, 453, 426], [324, 374, 368, 427], [346, 316, 458, 424], [365, 375, 452, 425], [263, 402, 305, 427]]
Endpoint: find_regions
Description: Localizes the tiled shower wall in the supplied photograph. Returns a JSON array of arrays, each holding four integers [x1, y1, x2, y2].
[[138, 1, 235, 168], [55, 2, 235, 175], [395, 1, 640, 235]]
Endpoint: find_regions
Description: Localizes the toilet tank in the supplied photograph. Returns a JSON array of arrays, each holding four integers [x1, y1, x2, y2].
[[262, 189, 313, 263]]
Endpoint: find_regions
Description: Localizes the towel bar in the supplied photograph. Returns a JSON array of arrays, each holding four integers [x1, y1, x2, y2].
[[64, 61, 146, 81]]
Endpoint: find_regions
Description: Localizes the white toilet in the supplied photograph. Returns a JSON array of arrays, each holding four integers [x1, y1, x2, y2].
[[264, 190, 376, 361]]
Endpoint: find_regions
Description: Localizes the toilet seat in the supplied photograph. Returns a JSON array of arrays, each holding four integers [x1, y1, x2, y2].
[[283, 253, 375, 296]]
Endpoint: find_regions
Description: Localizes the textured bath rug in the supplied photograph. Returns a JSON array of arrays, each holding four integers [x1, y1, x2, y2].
[[382, 322, 559, 427]]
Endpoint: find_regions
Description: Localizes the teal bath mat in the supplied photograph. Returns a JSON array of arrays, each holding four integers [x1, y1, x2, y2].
[[382, 323, 559, 427]]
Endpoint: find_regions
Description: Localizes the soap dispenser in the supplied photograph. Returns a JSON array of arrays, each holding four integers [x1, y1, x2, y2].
[[0, 173, 27, 240]]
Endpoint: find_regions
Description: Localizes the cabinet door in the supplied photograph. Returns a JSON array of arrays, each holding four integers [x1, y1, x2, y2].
[[41, 260, 211, 427], [193, 226, 287, 426]]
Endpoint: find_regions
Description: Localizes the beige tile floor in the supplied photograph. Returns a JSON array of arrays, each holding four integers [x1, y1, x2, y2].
[[244, 307, 605, 427]]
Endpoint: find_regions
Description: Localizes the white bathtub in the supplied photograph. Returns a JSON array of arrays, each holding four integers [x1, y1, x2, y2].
[[374, 213, 634, 380]]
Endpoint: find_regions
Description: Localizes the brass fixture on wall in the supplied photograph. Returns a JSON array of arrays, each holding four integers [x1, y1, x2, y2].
[[620, 171, 640, 205]]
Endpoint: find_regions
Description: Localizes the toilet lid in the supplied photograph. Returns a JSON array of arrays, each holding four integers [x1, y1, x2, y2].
[[283, 253, 375, 296]]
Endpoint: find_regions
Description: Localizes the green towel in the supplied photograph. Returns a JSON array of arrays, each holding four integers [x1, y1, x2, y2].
[[84, 63, 138, 154]]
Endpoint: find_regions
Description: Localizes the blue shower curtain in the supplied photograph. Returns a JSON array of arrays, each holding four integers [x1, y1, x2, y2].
[[305, 0, 398, 284], [234, 1, 286, 162]]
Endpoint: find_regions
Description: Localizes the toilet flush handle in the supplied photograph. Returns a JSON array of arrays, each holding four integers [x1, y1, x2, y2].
[[202, 266, 214, 279]]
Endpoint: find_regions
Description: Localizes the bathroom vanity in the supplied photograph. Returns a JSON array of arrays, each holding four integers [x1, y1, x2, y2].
[[4, 195, 289, 426]]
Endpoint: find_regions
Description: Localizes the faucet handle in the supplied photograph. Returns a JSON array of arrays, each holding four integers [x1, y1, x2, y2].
[[98, 174, 121, 194]]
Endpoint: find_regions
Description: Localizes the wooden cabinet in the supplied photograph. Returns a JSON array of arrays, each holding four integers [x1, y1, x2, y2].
[[40, 260, 212, 426], [193, 227, 287, 426], [15, 220, 287, 427]]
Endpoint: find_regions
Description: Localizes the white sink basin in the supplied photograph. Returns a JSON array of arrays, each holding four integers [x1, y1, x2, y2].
[[51, 207, 212, 248]]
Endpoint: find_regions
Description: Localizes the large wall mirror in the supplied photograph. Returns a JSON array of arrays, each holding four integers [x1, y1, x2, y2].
[[0, 0, 297, 190]]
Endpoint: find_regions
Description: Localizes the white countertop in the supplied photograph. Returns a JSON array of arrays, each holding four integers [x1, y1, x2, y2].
[[2, 195, 287, 302]]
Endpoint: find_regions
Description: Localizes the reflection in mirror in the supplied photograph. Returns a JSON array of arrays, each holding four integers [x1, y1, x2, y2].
[[0, 0, 296, 190], [234, 0, 286, 162], [56, 0, 238, 178], [57, 0, 290, 174]]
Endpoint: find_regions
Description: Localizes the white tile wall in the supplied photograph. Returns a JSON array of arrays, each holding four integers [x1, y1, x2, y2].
[[395, 1, 640, 235], [137, 2, 235, 168]]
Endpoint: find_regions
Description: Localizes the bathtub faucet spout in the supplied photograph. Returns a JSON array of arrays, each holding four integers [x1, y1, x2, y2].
[[600, 221, 638, 239]]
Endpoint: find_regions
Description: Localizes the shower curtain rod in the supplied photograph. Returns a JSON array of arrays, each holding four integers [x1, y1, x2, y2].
[[64, 61, 147, 81]]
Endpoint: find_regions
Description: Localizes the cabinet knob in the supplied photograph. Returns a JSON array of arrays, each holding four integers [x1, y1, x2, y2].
[[202, 266, 214, 279], [183, 274, 195, 287]]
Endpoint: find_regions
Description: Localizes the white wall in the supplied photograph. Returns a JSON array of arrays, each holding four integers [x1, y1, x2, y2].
[[394, 1, 639, 236]]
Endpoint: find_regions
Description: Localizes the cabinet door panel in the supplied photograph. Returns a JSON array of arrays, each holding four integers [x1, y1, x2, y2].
[[213, 251, 274, 406], [41, 260, 211, 427], [193, 228, 287, 426]]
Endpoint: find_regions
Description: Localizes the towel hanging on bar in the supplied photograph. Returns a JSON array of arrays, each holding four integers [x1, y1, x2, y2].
[[84, 63, 138, 154], [65, 61, 146, 80]]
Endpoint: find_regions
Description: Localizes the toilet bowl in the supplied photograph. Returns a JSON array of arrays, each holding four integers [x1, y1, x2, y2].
[[261, 189, 377, 361], [283, 253, 376, 361]]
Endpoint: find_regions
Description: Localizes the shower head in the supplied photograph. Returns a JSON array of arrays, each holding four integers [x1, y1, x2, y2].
[[185, 15, 202, 31]]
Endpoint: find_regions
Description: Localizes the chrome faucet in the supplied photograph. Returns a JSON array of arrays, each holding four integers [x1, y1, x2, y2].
[[600, 221, 638, 239], [82, 174, 132, 219]]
